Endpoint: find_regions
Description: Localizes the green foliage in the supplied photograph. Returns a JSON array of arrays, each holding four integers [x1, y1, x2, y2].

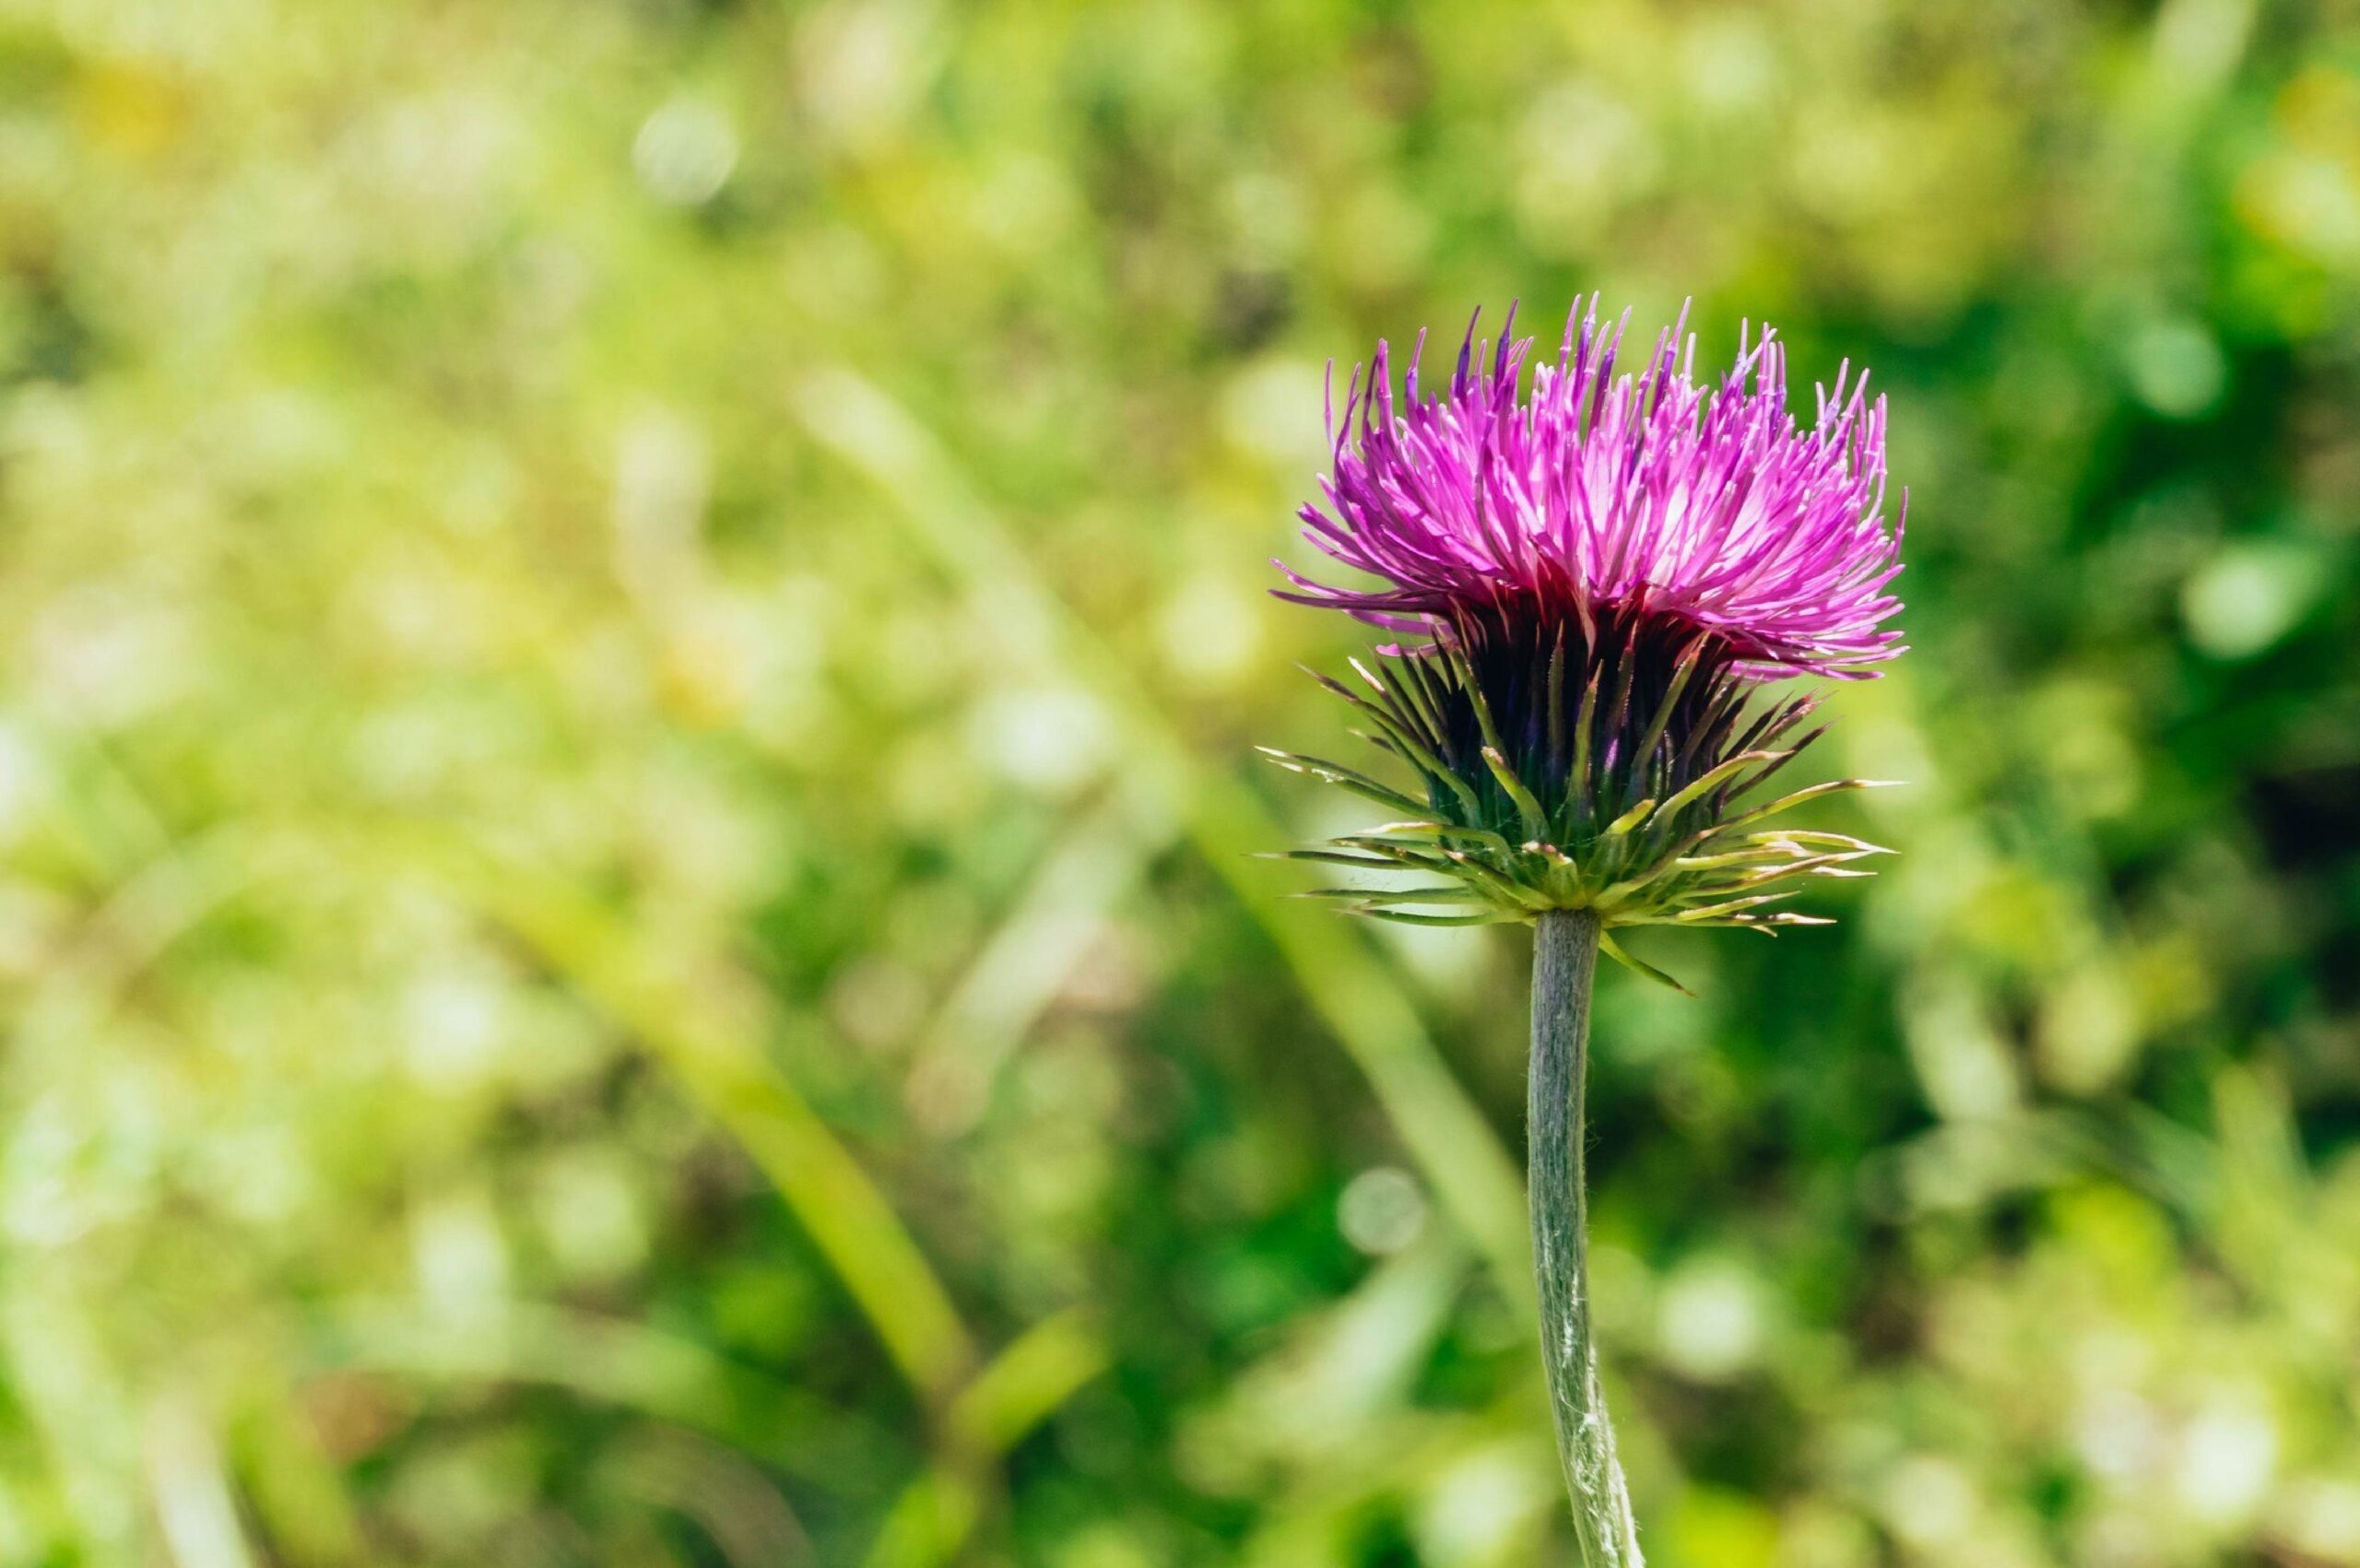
[[0, 1, 2355, 1565]]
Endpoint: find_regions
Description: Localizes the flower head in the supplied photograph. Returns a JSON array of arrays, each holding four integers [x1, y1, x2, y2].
[[1279, 300, 1904, 678], [1263, 301, 1907, 980]]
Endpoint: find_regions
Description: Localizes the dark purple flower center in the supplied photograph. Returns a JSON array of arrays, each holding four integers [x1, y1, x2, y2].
[[1411, 595, 1812, 841]]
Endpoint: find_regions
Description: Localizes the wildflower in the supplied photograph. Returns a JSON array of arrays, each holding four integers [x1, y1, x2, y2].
[[1262, 301, 1908, 1565], [1264, 301, 1905, 984]]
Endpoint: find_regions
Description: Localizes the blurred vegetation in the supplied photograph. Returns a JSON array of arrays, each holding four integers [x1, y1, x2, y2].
[[0, 0, 2356, 1564]]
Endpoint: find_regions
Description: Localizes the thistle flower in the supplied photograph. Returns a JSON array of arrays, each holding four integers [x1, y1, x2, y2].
[[1261, 301, 1907, 1567], [1264, 301, 1906, 986]]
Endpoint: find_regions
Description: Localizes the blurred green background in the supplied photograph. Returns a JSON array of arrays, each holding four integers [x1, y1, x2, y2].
[[1, 0, 2356, 1564]]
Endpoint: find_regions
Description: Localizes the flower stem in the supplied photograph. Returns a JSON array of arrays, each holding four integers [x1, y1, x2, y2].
[[1530, 908, 1645, 1566]]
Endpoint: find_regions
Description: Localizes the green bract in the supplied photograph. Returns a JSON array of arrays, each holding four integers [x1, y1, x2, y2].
[[1263, 615, 1894, 989]]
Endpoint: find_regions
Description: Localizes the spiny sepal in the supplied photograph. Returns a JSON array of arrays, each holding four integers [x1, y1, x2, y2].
[[1264, 606, 1895, 947]]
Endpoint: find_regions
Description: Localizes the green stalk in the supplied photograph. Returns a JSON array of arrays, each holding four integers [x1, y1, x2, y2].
[[1529, 908, 1645, 1565]]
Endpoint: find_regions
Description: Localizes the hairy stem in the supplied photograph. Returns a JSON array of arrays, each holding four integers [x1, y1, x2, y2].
[[1530, 908, 1645, 1566]]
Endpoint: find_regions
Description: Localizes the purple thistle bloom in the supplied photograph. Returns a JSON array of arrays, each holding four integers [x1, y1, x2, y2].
[[1260, 301, 1913, 1565], [1262, 301, 1907, 950], [1278, 300, 1906, 681]]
